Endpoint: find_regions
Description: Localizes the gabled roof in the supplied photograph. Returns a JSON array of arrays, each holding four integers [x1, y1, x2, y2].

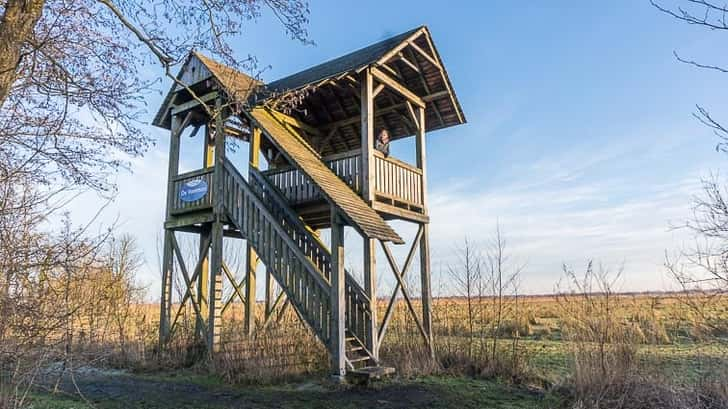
[[152, 52, 262, 129], [263, 27, 421, 94], [153, 26, 465, 140]]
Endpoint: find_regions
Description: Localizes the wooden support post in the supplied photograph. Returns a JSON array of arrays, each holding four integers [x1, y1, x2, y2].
[[265, 270, 273, 320], [330, 211, 346, 379], [245, 126, 261, 337], [159, 230, 174, 344], [196, 124, 214, 339], [203, 124, 215, 168], [245, 245, 258, 337], [361, 68, 375, 204], [364, 238, 378, 361], [207, 100, 226, 354], [416, 105, 434, 358], [160, 113, 183, 347], [208, 221, 223, 352], [196, 225, 211, 339]]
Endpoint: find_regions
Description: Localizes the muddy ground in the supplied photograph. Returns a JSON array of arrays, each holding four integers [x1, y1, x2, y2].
[[31, 367, 549, 408]]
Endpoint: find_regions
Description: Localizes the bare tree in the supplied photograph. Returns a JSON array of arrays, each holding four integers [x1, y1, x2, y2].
[[447, 237, 483, 358], [485, 225, 523, 362], [0, 0, 311, 192], [651, 0, 728, 152]]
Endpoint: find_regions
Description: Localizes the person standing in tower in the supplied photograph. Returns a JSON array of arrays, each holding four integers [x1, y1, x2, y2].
[[375, 128, 390, 157]]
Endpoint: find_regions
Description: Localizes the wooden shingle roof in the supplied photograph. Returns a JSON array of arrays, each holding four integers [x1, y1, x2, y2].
[[153, 52, 262, 129], [263, 27, 421, 94]]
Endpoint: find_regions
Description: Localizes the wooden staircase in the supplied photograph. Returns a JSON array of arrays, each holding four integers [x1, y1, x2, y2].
[[220, 161, 390, 376]]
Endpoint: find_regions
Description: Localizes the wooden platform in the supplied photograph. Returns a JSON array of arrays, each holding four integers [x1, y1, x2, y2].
[[247, 107, 403, 243]]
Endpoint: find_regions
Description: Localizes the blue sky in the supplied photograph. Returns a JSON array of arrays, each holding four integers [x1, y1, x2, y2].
[[66, 1, 728, 297]]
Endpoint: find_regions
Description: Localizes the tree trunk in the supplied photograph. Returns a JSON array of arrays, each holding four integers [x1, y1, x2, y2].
[[0, 0, 45, 108]]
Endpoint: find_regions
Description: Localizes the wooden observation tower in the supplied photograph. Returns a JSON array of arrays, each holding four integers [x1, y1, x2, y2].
[[153, 26, 465, 379]]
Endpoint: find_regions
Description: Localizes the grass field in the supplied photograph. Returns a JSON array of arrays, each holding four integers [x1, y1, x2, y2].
[[8, 292, 728, 408]]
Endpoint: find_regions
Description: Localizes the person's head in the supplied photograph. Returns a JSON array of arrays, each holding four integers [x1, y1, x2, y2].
[[377, 128, 390, 144]]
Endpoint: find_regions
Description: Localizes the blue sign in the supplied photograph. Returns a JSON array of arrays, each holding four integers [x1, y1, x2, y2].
[[179, 179, 208, 202]]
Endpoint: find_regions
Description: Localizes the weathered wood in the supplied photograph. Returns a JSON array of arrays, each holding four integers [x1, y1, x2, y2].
[[420, 223, 434, 357], [208, 221, 224, 352], [380, 240, 429, 345], [171, 91, 218, 116], [330, 211, 346, 379], [416, 104, 434, 357], [221, 262, 246, 315], [397, 52, 421, 74], [160, 113, 186, 348], [320, 91, 448, 132], [361, 69, 375, 204], [159, 230, 174, 345], [245, 125, 261, 337], [170, 233, 210, 347], [376, 27, 426, 67], [370, 67, 424, 108], [207, 98, 226, 354], [270, 108, 321, 136], [377, 226, 423, 347], [247, 108, 403, 244], [196, 225, 211, 339], [407, 40, 441, 70], [363, 238, 378, 361]]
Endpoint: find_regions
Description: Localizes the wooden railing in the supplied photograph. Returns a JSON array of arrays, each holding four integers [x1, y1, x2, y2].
[[221, 162, 332, 344], [170, 168, 214, 214], [262, 149, 424, 212], [248, 168, 374, 357], [373, 151, 423, 209]]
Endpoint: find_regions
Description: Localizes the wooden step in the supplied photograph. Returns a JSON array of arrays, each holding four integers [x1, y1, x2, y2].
[[346, 366, 396, 385], [348, 355, 372, 364]]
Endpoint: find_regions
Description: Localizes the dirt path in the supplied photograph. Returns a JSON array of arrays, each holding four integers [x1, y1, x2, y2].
[[34, 367, 547, 409]]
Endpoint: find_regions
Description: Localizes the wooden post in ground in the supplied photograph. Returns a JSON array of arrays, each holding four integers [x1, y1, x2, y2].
[[330, 211, 346, 379], [160, 113, 183, 346], [364, 238, 378, 361], [361, 67, 379, 362], [207, 100, 226, 354], [197, 125, 215, 339], [245, 126, 261, 337], [196, 225, 210, 339], [416, 105, 434, 358]]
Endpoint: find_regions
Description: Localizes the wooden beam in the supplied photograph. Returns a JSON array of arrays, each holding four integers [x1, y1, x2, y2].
[[159, 230, 174, 345], [361, 69, 375, 203], [421, 32, 464, 124], [380, 239, 429, 345], [416, 103, 434, 358], [376, 27, 427, 66], [363, 238, 378, 361], [169, 233, 210, 347], [405, 101, 419, 130], [373, 83, 385, 99], [397, 52, 420, 74], [196, 225, 211, 338], [370, 67, 425, 108], [405, 47, 445, 127], [330, 211, 346, 379], [171, 91, 218, 116], [408, 40, 441, 69], [321, 91, 448, 132], [245, 126, 261, 338], [377, 226, 422, 345]]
